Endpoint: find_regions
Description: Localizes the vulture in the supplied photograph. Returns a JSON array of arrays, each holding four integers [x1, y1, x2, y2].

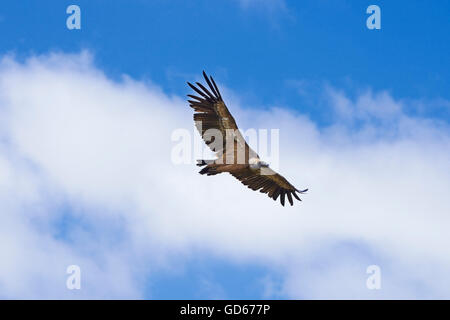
[[187, 72, 308, 206]]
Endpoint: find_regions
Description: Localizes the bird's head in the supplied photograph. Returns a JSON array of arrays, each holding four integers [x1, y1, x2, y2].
[[259, 161, 269, 168], [249, 158, 269, 169]]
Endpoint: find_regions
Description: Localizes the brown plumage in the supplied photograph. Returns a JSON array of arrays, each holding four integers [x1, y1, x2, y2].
[[187, 71, 308, 206]]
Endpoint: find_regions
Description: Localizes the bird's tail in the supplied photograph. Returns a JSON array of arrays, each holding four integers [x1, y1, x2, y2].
[[198, 163, 221, 176], [196, 159, 215, 167]]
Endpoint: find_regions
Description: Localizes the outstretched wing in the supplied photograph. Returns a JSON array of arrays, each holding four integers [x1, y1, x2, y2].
[[187, 72, 257, 161], [230, 167, 308, 206]]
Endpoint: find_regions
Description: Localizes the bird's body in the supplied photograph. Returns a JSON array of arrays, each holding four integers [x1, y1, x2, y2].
[[187, 72, 308, 206]]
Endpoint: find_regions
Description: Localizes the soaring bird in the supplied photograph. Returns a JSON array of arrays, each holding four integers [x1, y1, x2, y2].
[[187, 72, 308, 206]]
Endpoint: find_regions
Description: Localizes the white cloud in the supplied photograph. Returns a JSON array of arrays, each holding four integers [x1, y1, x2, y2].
[[0, 51, 449, 298]]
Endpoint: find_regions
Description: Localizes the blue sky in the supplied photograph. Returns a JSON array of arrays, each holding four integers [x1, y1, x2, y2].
[[0, 1, 449, 299], [2, 1, 448, 107]]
